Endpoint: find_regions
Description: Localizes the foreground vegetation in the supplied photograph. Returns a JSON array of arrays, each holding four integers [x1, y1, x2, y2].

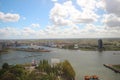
[[0, 60, 75, 80]]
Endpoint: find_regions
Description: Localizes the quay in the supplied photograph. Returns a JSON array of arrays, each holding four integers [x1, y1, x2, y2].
[[103, 64, 120, 73]]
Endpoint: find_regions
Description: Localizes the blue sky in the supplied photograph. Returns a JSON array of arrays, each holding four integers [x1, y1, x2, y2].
[[0, 0, 120, 39], [0, 0, 53, 28]]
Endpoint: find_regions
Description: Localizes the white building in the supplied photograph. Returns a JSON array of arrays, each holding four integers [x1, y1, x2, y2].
[[51, 58, 60, 67], [74, 44, 79, 49]]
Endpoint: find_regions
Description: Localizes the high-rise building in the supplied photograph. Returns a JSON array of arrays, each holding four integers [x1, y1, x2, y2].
[[0, 42, 8, 51], [98, 39, 103, 49]]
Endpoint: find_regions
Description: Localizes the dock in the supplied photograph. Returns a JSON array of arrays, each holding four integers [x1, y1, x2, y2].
[[103, 64, 120, 73]]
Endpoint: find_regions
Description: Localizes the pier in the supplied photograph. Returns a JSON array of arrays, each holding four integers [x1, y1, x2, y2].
[[103, 64, 120, 73]]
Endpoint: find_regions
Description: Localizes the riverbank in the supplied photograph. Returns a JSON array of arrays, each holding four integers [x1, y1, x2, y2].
[[61, 47, 120, 51], [11, 48, 50, 52], [0, 48, 10, 53]]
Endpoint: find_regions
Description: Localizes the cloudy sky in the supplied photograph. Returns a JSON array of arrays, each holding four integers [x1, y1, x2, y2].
[[0, 0, 120, 39]]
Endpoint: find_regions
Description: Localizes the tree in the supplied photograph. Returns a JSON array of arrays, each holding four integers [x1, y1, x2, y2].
[[37, 60, 51, 73], [9, 64, 26, 80], [0, 63, 27, 80], [47, 72, 57, 80], [0, 69, 7, 79], [1, 72, 18, 80], [62, 60, 75, 80], [2, 63, 9, 69], [26, 71, 37, 80], [40, 73, 58, 80]]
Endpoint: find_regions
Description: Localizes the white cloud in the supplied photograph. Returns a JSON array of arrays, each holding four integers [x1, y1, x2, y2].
[[76, 0, 100, 22], [0, 12, 20, 22], [96, 0, 105, 9], [103, 14, 120, 27], [105, 0, 120, 17], [31, 23, 40, 28], [50, 0, 100, 27], [0, 24, 120, 39], [51, 0, 58, 2], [102, 0, 120, 28], [23, 27, 35, 34], [50, 2, 70, 26], [0, 27, 44, 39], [0, 0, 120, 39], [0, 27, 21, 38], [77, 0, 105, 10], [77, 0, 97, 10], [45, 0, 120, 38]]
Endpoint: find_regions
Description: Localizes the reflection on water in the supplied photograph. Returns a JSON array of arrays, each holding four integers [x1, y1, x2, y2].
[[0, 47, 120, 80]]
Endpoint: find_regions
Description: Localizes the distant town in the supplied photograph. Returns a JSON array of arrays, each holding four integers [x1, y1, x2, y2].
[[0, 38, 120, 53]]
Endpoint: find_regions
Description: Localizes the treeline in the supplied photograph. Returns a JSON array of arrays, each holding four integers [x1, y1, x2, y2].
[[0, 60, 75, 80], [0, 63, 26, 80]]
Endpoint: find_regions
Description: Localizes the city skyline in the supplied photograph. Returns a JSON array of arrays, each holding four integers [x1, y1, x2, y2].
[[0, 0, 120, 39]]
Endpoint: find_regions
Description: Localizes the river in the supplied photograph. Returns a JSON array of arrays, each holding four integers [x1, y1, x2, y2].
[[0, 47, 120, 80]]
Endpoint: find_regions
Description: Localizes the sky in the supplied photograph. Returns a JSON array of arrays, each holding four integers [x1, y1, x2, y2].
[[0, 0, 120, 39]]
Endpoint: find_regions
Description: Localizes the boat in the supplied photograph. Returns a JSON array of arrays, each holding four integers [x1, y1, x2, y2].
[[84, 75, 99, 80], [25, 49, 50, 52]]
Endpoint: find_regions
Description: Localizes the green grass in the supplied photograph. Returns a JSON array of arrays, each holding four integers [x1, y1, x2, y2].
[[113, 65, 120, 70]]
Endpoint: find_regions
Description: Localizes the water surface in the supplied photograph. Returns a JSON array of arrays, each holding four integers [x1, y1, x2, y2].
[[0, 47, 120, 80]]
